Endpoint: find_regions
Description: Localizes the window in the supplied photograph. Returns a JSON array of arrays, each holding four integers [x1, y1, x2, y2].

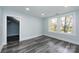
[[60, 15, 73, 33], [49, 18, 57, 32], [48, 13, 74, 34]]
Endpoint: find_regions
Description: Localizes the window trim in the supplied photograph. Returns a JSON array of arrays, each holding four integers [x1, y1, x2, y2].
[[48, 12, 76, 35]]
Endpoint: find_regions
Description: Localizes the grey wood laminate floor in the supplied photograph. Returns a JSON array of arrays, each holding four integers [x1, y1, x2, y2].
[[1, 35, 79, 53]]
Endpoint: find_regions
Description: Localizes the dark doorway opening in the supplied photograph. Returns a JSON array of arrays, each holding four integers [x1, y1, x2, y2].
[[7, 16, 19, 47]]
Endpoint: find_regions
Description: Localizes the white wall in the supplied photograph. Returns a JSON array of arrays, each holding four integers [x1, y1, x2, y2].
[[2, 9, 43, 45], [0, 8, 2, 45], [0, 8, 3, 52], [0, 8, 4, 45], [43, 11, 79, 45]]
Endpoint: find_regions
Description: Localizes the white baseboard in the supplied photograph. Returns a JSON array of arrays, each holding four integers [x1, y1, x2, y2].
[[20, 34, 42, 41], [44, 34, 79, 45]]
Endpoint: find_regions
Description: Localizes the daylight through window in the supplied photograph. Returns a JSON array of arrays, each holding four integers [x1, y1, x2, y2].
[[60, 15, 73, 33], [49, 14, 73, 34], [49, 18, 57, 32]]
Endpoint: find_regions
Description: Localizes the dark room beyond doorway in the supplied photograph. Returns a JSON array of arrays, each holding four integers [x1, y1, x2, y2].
[[7, 16, 20, 47]]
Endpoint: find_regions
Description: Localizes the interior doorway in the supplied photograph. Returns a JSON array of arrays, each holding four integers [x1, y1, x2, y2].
[[7, 16, 20, 47]]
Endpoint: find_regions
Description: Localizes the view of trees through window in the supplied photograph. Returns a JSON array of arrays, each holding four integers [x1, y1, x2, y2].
[[49, 15, 73, 33], [49, 18, 57, 32], [60, 15, 73, 33]]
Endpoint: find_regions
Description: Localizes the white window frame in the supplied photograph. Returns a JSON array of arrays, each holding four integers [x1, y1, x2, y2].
[[48, 12, 76, 35]]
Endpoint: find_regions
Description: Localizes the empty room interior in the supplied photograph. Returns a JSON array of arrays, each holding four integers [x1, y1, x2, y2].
[[0, 6, 79, 53]]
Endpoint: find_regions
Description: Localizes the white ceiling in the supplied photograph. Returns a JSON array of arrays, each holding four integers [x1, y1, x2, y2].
[[2, 6, 79, 18]]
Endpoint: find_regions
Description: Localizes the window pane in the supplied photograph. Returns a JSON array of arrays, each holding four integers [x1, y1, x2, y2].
[[60, 15, 73, 33], [49, 18, 57, 32]]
